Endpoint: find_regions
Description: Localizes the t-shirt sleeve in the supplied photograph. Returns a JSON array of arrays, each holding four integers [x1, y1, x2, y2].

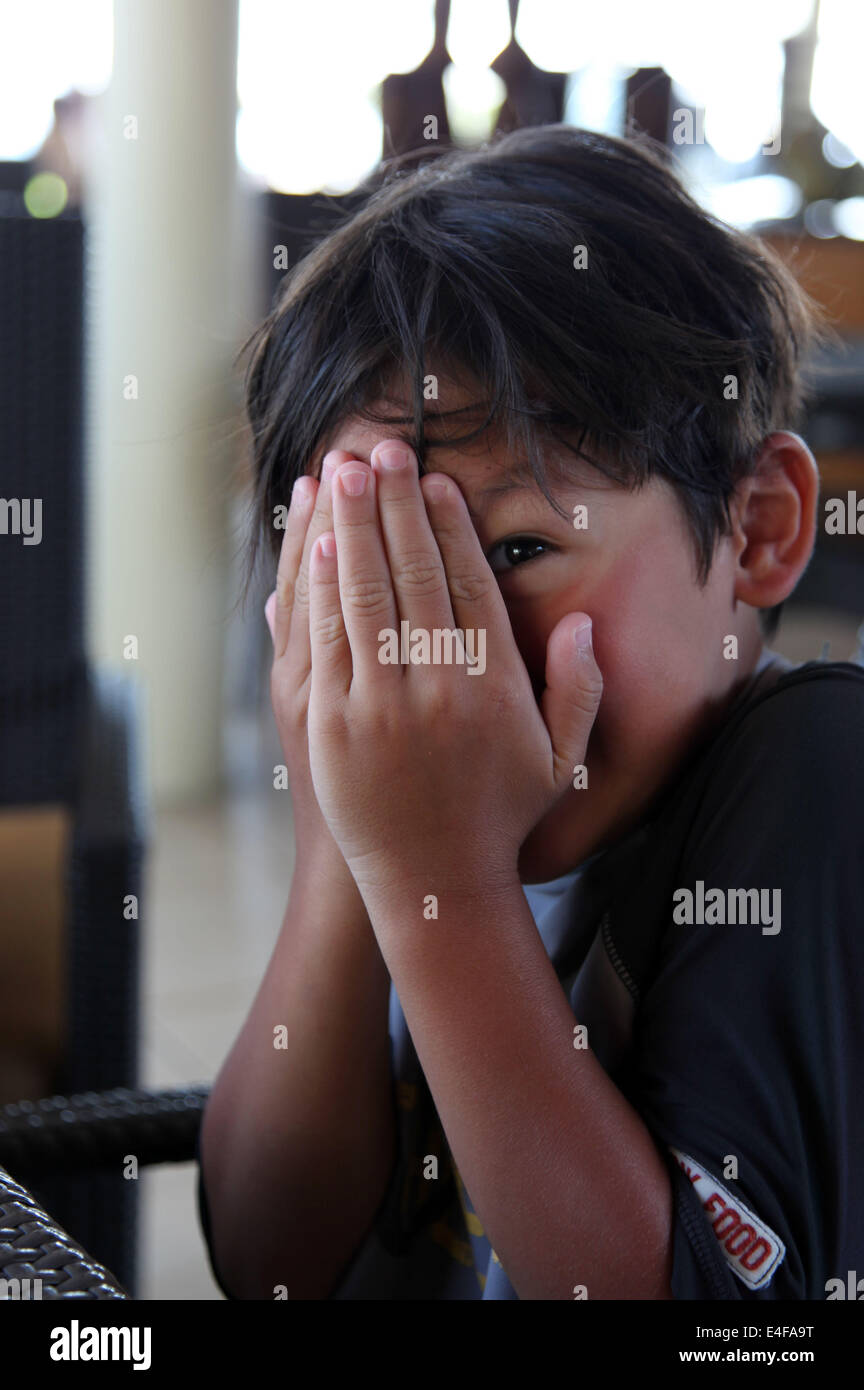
[[629, 670, 864, 1300]]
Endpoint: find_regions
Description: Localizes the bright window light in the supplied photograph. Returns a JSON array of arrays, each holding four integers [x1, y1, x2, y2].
[[237, 0, 435, 193], [542, 0, 807, 162], [811, 0, 864, 165], [513, 0, 592, 72], [834, 196, 864, 240], [698, 174, 803, 228], [823, 131, 858, 168], [0, 0, 112, 159], [441, 65, 506, 145], [566, 62, 630, 135], [446, 0, 511, 68]]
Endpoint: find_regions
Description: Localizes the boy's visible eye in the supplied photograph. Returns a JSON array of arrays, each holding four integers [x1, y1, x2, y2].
[[486, 536, 552, 573]]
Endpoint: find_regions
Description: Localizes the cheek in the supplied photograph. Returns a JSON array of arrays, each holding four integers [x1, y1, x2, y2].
[[504, 533, 712, 739], [582, 545, 717, 746], [504, 581, 636, 702], [587, 573, 662, 742], [513, 549, 696, 741]]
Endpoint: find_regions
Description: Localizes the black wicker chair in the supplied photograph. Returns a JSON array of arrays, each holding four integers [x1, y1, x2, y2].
[[0, 1164, 127, 1300], [1, 204, 146, 1292], [0, 1084, 210, 1298]]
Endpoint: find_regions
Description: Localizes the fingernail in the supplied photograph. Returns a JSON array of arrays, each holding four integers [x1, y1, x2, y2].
[[317, 533, 336, 558], [339, 467, 368, 497], [375, 444, 410, 471], [321, 452, 339, 479], [573, 620, 593, 651], [424, 477, 450, 503]]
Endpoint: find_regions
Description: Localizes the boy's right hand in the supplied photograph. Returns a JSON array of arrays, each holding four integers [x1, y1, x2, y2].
[[264, 449, 364, 895]]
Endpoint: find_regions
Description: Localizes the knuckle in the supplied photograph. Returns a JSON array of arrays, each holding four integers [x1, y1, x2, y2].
[[446, 570, 492, 604], [270, 671, 305, 727], [311, 611, 345, 648], [310, 698, 346, 740], [336, 508, 375, 532], [393, 554, 446, 596], [579, 665, 604, 701], [429, 510, 466, 543], [275, 578, 295, 611], [421, 683, 458, 724], [487, 682, 521, 718], [311, 496, 332, 528], [293, 568, 312, 607], [571, 674, 604, 719], [571, 694, 602, 724], [383, 490, 420, 515], [342, 575, 394, 615]]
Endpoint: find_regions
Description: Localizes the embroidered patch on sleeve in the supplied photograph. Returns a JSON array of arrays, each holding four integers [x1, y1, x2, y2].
[[671, 1148, 786, 1291]]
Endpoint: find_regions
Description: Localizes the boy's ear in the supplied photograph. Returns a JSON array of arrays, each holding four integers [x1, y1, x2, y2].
[[730, 431, 819, 611]]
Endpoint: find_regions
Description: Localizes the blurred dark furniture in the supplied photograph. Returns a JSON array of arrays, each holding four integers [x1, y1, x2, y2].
[[0, 203, 146, 1292], [0, 1085, 208, 1297]]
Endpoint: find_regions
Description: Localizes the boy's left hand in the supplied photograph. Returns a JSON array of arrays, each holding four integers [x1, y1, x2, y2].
[[305, 440, 603, 898]]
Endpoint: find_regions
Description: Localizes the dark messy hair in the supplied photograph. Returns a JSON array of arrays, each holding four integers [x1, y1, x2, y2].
[[240, 123, 826, 638]]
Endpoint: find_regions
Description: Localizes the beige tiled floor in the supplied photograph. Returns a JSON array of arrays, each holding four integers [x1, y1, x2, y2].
[[138, 604, 862, 1300], [139, 714, 295, 1299]]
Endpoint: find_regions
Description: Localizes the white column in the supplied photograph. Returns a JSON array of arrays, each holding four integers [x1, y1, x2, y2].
[[86, 0, 243, 805]]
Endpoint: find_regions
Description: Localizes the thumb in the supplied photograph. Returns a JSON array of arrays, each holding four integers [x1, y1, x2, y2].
[[264, 590, 277, 647], [539, 614, 603, 789]]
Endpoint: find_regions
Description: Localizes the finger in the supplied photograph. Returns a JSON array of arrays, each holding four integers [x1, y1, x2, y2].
[[308, 531, 352, 699], [419, 470, 516, 659], [370, 440, 454, 632], [331, 460, 400, 682], [292, 449, 354, 674], [272, 475, 316, 659], [540, 615, 603, 791]]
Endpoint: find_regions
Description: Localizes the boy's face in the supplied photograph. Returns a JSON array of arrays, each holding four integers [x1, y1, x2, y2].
[[319, 388, 763, 883]]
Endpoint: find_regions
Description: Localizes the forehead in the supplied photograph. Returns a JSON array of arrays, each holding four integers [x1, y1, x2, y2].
[[324, 413, 501, 471], [320, 415, 618, 512], [319, 367, 595, 494], [319, 373, 520, 483]]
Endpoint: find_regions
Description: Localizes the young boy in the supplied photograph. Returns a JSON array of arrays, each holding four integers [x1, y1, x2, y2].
[[197, 125, 864, 1300]]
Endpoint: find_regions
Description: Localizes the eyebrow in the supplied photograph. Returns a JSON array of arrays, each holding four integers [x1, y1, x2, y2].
[[476, 478, 532, 499], [464, 478, 539, 523]]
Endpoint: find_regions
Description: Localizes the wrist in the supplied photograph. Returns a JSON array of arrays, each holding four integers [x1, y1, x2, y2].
[[349, 850, 523, 916], [291, 831, 366, 906]]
